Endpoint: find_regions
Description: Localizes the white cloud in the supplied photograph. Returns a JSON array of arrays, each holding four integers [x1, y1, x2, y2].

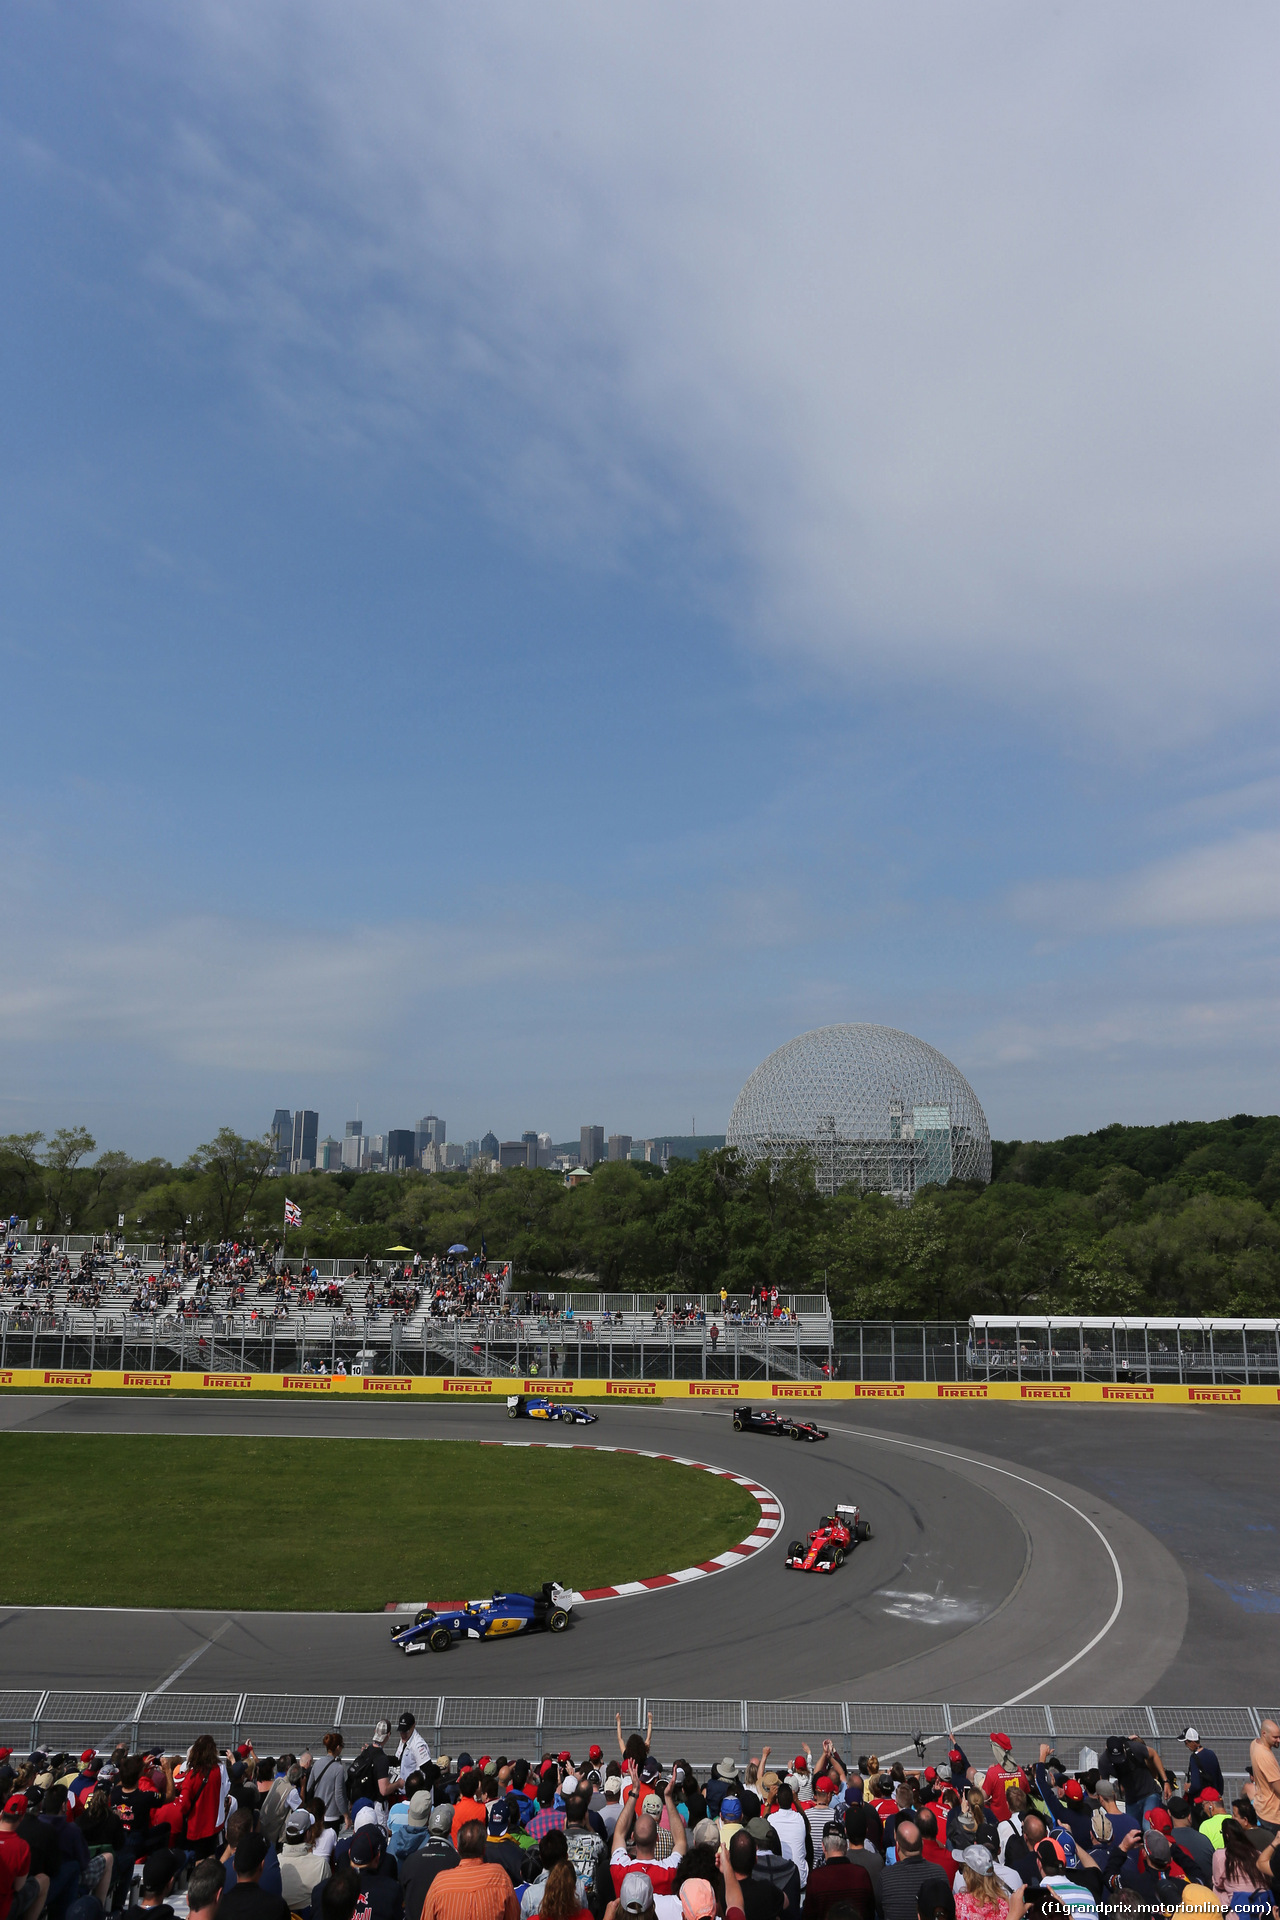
[[0, 915, 580, 1072], [123, 0, 1279, 736], [1012, 829, 1280, 933]]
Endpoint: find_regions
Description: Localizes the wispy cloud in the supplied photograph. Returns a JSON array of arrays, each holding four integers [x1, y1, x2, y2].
[[1012, 830, 1280, 934], [113, 0, 1279, 738]]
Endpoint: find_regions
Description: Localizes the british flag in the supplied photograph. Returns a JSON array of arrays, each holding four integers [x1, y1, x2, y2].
[[283, 1198, 302, 1227]]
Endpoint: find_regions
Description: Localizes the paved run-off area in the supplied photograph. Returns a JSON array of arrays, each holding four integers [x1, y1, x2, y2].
[[0, 1394, 1276, 1701]]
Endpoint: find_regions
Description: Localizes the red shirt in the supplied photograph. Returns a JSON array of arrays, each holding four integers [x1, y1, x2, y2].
[[610, 1854, 680, 1896], [0, 1830, 32, 1920]]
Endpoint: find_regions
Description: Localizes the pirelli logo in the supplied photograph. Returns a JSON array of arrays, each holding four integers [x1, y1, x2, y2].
[[607, 1380, 657, 1396], [524, 1380, 575, 1394], [442, 1377, 493, 1393], [939, 1384, 987, 1398], [44, 1371, 92, 1387], [1102, 1385, 1155, 1400], [283, 1377, 332, 1390], [771, 1384, 821, 1398], [1021, 1384, 1071, 1399], [124, 1373, 173, 1387], [203, 1374, 252, 1388], [363, 1378, 411, 1393], [1189, 1385, 1242, 1402], [854, 1383, 905, 1397], [0, 1371, 14, 1385], [689, 1382, 739, 1396]]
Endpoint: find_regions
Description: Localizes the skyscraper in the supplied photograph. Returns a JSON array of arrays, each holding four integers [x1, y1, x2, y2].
[[386, 1128, 417, 1172], [521, 1129, 539, 1168], [480, 1130, 499, 1163], [580, 1125, 605, 1169], [416, 1114, 445, 1155], [270, 1110, 292, 1174], [290, 1109, 318, 1173], [608, 1133, 632, 1162]]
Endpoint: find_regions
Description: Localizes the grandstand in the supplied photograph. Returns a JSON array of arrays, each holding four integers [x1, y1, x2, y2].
[[0, 1235, 836, 1380]]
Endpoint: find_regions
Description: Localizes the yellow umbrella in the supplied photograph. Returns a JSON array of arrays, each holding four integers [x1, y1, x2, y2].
[[386, 1245, 414, 1252]]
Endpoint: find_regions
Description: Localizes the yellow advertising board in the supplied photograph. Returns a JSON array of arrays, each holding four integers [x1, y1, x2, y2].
[[0, 1368, 1275, 1405]]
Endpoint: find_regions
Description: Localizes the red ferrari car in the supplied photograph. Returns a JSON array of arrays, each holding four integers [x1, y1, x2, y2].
[[785, 1501, 871, 1571]]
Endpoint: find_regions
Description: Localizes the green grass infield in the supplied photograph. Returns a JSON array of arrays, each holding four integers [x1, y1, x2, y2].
[[0, 1433, 760, 1610]]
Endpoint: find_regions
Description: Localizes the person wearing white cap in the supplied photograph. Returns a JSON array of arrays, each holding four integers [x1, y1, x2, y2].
[[1181, 1730, 1224, 1804], [279, 1807, 329, 1914]]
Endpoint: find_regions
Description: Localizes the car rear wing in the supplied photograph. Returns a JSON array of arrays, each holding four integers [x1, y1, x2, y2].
[[834, 1503, 859, 1517]]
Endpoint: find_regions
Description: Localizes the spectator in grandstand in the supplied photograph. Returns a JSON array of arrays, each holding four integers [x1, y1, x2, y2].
[[346, 1730, 394, 1815], [0, 1794, 40, 1920], [766, 1786, 812, 1887], [178, 1739, 234, 1860], [389, 1797, 437, 1869], [221, 1833, 291, 1920], [453, 1775, 491, 1845], [1167, 1799, 1216, 1883], [399, 1810, 458, 1920], [1249, 1724, 1280, 1839], [1213, 1821, 1277, 1899], [421, 1820, 519, 1920], [522, 1832, 571, 1916], [348, 1825, 404, 1920], [308, 1739, 349, 1833], [610, 1773, 688, 1895], [1183, 1732, 1225, 1805], [186, 1856, 225, 1920], [279, 1808, 330, 1917], [880, 1823, 945, 1920], [221, 1810, 284, 1900], [802, 1825, 874, 1920], [952, 1847, 1019, 1920]]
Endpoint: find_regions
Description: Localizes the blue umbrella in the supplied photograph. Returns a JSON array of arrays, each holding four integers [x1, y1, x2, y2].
[[448, 1243, 468, 1254]]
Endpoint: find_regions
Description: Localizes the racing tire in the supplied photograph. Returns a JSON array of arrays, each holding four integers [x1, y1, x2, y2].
[[832, 1547, 845, 1568], [427, 1625, 452, 1652], [507, 1405, 519, 1419], [786, 1539, 804, 1559], [790, 1425, 804, 1439], [414, 1608, 434, 1627], [548, 1608, 570, 1632], [733, 1416, 744, 1430], [855, 1520, 871, 1541]]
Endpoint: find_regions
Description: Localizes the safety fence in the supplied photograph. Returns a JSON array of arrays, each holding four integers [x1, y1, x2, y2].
[[0, 1692, 1272, 1780]]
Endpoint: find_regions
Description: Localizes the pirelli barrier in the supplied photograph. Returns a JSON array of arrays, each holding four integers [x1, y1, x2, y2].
[[0, 1369, 1276, 1404]]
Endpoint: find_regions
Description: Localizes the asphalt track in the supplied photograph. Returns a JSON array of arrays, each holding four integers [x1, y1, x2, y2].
[[1, 1395, 1275, 1703]]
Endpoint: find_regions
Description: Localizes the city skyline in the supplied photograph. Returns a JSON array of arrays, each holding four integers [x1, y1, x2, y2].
[[1, 6, 1274, 1159]]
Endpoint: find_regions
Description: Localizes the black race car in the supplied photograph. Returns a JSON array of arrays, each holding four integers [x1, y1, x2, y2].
[[732, 1404, 828, 1442]]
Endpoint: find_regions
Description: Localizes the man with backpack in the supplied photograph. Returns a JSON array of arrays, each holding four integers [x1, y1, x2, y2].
[[347, 1735, 394, 1818]]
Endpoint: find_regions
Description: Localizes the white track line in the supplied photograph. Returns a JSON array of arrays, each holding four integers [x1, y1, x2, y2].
[[819, 1419, 1124, 1751]]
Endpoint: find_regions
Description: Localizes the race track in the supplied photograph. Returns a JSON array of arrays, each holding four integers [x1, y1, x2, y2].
[[1, 1394, 1274, 1703]]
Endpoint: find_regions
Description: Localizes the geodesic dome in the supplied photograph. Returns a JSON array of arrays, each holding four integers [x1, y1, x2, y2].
[[726, 1023, 991, 1198]]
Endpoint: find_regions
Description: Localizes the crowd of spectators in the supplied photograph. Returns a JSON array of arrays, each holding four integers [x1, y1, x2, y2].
[[2, 1718, 1277, 1920]]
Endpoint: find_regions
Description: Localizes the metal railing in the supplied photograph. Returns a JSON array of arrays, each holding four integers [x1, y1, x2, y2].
[[0, 1692, 1272, 1777]]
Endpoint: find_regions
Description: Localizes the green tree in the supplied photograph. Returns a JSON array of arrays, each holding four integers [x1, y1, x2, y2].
[[186, 1129, 277, 1239]]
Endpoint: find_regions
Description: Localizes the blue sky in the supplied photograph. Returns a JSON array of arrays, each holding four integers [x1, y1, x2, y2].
[[1, 1, 1276, 1160]]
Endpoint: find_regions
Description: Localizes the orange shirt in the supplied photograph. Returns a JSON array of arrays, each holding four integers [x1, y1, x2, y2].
[[424, 1859, 519, 1920], [451, 1798, 489, 1845]]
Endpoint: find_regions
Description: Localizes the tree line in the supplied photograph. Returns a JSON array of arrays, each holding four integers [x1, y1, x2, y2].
[[2, 1113, 1277, 1319]]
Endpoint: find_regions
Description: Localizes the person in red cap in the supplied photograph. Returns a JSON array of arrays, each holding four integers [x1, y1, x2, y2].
[[0, 1793, 36, 1920], [981, 1735, 1024, 1825], [588, 1747, 604, 1768]]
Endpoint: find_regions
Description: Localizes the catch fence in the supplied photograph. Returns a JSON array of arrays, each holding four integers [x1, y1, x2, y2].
[[0, 1692, 1272, 1784]]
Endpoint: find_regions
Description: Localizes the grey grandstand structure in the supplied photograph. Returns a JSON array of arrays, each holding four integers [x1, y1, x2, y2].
[[726, 1024, 991, 1199]]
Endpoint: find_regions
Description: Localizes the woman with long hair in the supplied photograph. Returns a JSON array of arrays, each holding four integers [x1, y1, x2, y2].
[[539, 1859, 591, 1920], [309, 1733, 348, 1832], [176, 1733, 231, 1860], [955, 1848, 1014, 1920], [1213, 1819, 1277, 1896]]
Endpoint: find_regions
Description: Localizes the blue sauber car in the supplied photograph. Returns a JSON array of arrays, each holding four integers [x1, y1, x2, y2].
[[507, 1393, 598, 1425], [390, 1581, 584, 1653]]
